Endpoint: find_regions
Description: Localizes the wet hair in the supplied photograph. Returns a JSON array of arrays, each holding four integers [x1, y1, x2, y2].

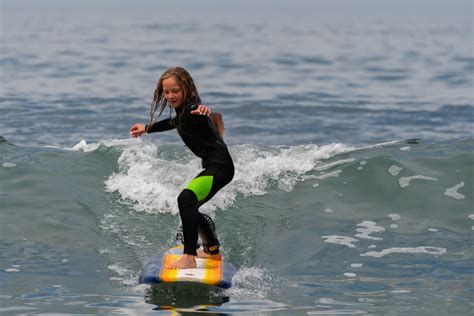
[[210, 112, 225, 138], [146, 67, 201, 132]]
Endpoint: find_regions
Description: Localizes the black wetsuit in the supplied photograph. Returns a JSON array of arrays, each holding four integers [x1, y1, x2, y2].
[[146, 99, 234, 256]]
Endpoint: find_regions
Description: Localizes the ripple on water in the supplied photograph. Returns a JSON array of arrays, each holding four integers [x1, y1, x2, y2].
[[398, 175, 438, 188], [444, 182, 465, 200], [355, 221, 385, 241], [360, 246, 447, 258]]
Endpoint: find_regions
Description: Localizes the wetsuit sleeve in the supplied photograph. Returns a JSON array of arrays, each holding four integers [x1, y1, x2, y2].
[[146, 118, 176, 133]]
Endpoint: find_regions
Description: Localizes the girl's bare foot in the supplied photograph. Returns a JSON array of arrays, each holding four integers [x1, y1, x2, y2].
[[197, 249, 222, 260], [166, 254, 197, 269]]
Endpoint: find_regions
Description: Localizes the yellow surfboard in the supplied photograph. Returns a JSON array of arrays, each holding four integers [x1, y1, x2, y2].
[[140, 246, 237, 289]]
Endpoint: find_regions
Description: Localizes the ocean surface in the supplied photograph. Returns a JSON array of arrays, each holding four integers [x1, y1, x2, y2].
[[1, 0, 473, 315]]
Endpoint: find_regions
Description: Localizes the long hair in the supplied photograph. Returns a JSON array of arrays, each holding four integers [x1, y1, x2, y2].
[[146, 67, 201, 132]]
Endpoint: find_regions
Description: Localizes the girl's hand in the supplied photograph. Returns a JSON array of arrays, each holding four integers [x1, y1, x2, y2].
[[191, 104, 211, 116], [130, 124, 146, 138]]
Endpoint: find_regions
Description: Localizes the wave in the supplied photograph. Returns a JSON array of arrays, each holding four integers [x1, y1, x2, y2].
[[71, 138, 354, 215], [3, 137, 472, 226], [67, 138, 473, 225]]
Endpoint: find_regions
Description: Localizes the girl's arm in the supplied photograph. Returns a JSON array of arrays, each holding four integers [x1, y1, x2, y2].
[[146, 118, 176, 133], [129, 104, 211, 138], [130, 118, 175, 137]]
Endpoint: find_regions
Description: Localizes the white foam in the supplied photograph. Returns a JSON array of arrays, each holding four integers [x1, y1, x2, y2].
[[360, 246, 446, 258], [107, 264, 141, 287], [359, 161, 367, 166], [71, 139, 89, 151], [323, 208, 334, 213], [468, 214, 474, 220], [444, 182, 465, 200], [357, 167, 363, 170], [315, 158, 355, 171], [322, 235, 358, 248], [399, 175, 438, 188], [350, 263, 363, 268], [303, 170, 343, 181], [1, 162, 16, 168], [387, 213, 402, 221], [230, 143, 351, 195], [109, 277, 123, 281], [388, 165, 403, 176], [307, 310, 368, 315], [428, 228, 438, 232], [344, 273, 357, 278], [102, 140, 353, 214], [227, 267, 272, 298], [355, 221, 385, 240], [71, 138, 138, 152], [5, 268, 19, 272], [368, 245, 377, 249], [400, 146, 411, 151], [314, 170, 342, 180], [104, 141, 186, 214], [390, 224, 399, 229], [318, 298, 357, 306], [107, 263, 132, 277]]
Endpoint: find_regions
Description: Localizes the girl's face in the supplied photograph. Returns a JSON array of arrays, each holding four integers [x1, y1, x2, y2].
[[162, 77, 184, 109]]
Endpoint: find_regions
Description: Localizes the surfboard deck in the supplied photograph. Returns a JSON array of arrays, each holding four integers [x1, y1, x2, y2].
[[139, 246, 237, 289]]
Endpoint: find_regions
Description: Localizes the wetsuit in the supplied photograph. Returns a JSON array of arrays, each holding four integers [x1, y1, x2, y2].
[[146, 98, 234, 256]]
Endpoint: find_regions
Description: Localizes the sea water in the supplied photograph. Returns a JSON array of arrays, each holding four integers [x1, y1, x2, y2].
[[1, 0, 473, 315]]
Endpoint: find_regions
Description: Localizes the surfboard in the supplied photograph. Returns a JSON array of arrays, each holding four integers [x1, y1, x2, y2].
[[139, 245, 237, 289]]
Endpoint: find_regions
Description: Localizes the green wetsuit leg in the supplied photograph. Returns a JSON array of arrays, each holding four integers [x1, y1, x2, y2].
[[177, 163, 234, 256]]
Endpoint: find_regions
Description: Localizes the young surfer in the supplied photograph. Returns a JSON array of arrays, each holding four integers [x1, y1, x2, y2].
[[130, 67, 234, 269]]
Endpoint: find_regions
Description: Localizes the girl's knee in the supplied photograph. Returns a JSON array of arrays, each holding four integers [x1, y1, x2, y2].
[[177, 189, 198, 212]]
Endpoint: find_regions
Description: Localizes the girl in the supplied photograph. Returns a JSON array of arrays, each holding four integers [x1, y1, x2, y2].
[[130, 67, 234, 269]]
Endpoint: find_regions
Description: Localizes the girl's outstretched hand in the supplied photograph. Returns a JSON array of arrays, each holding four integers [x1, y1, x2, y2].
[[130, 124, 146, 138], [191, 104, 211, 116]]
